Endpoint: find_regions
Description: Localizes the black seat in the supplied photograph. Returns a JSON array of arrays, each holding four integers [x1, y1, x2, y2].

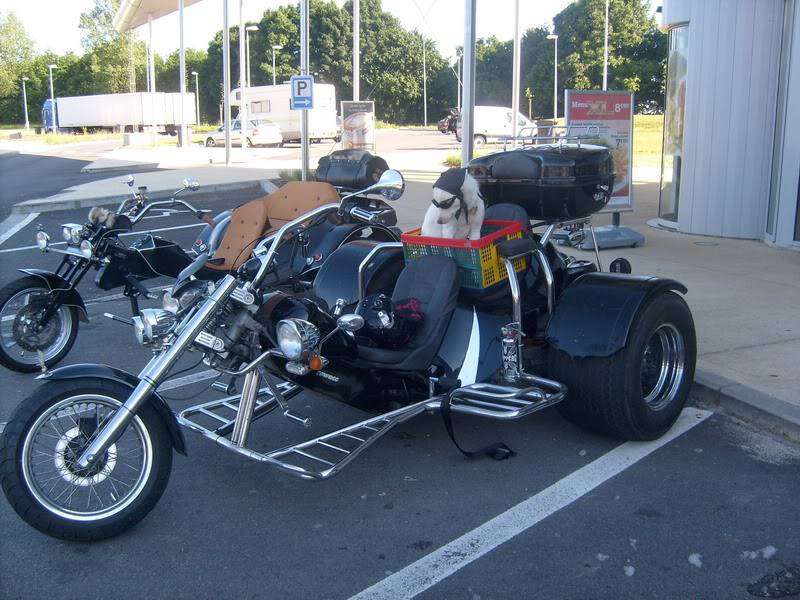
[[483, 203, 529, 234], [357, 254, 459, 371]]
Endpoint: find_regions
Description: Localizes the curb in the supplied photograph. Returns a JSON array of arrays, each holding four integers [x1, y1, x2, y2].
[[80, 161, 159, 173], [12, 179, 270, 215], [691, 368, 800, 443], [0, 149, 20, 157]]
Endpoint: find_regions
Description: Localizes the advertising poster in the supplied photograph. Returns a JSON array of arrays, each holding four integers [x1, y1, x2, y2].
[[565, 90, 634, 212], [341, 101, 376, 150]]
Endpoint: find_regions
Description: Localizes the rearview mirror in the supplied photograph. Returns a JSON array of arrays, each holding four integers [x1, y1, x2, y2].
[[337, 313, 364, 333], [124, 175, 135, 187], [182, 177, 200, 191], [341, 169, 405, 203]]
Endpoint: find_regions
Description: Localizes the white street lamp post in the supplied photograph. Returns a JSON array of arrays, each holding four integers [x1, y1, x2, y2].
[[353, 0, 360, 100], [271, 44, 283, 86], [422, 36, 427, 127], [603, 0, 609, 90], [238, 0, 248, 152], [21, 77, 30, 131], [511, 0, 521, 148], [547, 34, 558, 120], [246, 25, 259, 88], [192, 71, 200, 125], [48, 64, 58, 133]]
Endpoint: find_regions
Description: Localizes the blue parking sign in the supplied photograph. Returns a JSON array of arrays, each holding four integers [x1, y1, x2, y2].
[[290, 75, 314, 110]]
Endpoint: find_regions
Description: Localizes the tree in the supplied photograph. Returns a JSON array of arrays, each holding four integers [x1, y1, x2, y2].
[[0, 11, 36, 122]]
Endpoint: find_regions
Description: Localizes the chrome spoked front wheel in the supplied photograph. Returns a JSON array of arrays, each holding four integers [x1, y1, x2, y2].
[[0, 277, 78, 372], [21, 395, 152, 521], [1, 379, 173, 540], [640, 323, 686, 411]]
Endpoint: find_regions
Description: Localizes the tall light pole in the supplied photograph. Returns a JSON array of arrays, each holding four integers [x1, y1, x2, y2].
[[300, 0, 310, 180], [456, 51, 462, 110], [511, 0, 521, 147], [21, 76, 30, 131], [353, 0, 360, 100], [238, 0, 248, 152], [192, 71, 200, 124], [246, 25, 258, 87], [603, 0, 610, 90], [422, 35, 427, 127], [48, 64, 58, 133], [547, 34, 558, 120], [271, 44, 283, 86]]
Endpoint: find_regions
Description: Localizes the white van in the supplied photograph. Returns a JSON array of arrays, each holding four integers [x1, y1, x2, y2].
[[231, 83, 338, 143], [455, 105, 534, 148]]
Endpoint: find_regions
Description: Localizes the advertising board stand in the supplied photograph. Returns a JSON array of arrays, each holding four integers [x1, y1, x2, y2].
[[340, 101, 376, 151], [565, 89, 645, 249]]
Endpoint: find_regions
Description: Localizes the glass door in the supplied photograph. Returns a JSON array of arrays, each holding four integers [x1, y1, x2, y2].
[[658, 25, 690, 226]]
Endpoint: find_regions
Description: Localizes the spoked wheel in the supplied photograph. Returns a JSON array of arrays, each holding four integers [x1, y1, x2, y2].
[[0, 276, 79, 372], [1, 379, 172, 540], [549, 291, 696, 440]]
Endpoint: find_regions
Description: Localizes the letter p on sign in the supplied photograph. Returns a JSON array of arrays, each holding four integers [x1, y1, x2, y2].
[[290, 75, 314, 110]]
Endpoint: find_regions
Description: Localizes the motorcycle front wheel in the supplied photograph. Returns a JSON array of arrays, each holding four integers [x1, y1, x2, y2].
[[0, 276, 79, 372], [0, 379, 173, 541]]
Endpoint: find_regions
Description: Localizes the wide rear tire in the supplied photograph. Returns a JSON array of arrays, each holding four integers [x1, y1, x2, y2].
[[548, 291, 696, 440], [1, 379, 173, 541]]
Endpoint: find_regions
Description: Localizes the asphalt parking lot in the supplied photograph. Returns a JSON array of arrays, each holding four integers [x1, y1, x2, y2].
[[1, 185, 799, 600]]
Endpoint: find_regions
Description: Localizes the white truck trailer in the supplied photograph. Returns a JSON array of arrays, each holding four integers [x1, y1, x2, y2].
[[231, 83, 338, 143], [42, 92, 196, 134]]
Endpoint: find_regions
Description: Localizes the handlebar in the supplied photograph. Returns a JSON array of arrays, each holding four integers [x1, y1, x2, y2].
[[128, 197, 207, 226]]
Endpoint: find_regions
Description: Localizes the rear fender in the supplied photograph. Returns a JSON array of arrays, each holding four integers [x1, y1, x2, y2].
[[545, 273, 688, 359], [38, 363, 187, 455], [18, 269, 89, 322]]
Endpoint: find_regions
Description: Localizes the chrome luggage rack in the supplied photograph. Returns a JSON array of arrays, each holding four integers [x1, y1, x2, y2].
[[502, 124, 601, 151], [176, 370, 565, 481]]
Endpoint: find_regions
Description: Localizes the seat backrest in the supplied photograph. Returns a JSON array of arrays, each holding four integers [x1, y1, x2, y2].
[[484, 203, 530, 234], [208, 197, 270, 270], [391, 255, 459, 349], [207, 181, 340, 271]]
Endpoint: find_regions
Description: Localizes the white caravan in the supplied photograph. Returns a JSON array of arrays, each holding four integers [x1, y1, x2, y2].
[[456, 105, 535, 148], [231, 83, 338, 143]]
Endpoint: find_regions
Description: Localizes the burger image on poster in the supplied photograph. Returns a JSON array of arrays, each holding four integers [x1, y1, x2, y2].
[[343, 112, 374, 149]]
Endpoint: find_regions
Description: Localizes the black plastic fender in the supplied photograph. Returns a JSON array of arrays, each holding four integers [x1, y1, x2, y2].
[[545, 273, 688, 358], [38, 363, 187, 455], [18, 269, 89, 322]]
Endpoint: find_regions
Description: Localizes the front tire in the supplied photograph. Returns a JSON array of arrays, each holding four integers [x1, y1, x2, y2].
[[1, 379, 173, 541], [0, 276, 79, 373], [548, 291, 696, 440], [474, 134, 487, 149]]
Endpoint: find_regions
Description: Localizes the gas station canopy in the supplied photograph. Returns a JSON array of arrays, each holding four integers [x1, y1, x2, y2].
[[114, 0, 203, 32]]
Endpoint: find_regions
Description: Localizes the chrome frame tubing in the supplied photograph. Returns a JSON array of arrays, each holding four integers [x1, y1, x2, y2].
[[129, 197, 202, 226], [76, 274, 240, 468], [247, 203, 341, 291], [356, 242, 403, 302]]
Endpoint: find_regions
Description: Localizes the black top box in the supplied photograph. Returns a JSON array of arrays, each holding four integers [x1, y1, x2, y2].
[[468, 144, 616, 222]]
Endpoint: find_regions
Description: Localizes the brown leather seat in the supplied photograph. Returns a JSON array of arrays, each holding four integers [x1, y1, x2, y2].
[[207, 181, 341, 270]]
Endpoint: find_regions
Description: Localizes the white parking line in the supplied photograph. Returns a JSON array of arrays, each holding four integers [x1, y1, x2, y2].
[[0, 222, 204, 254], [0, 213, 39, 247], [349, 407, 713, 600]]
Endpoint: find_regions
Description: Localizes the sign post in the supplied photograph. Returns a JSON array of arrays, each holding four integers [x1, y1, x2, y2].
[[290, 73, 314, 180], [565, 89, 645, 249]]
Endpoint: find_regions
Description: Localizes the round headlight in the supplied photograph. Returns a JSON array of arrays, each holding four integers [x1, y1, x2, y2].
[[276, 319, 320, 360], [61, 224, 84, 245], [36, 231, 50, 250], [79, 240, 94, 258]]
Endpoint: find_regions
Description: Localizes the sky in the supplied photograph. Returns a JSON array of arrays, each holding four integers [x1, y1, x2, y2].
[[3, 0, 600, 61]]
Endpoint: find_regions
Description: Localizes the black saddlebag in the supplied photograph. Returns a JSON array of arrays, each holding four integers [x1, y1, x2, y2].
[[316, 150, 390, 191], [468, 144, 615, 221]]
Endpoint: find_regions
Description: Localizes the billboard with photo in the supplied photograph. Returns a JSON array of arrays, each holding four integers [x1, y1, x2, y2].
[[340, 101, 376, 151]]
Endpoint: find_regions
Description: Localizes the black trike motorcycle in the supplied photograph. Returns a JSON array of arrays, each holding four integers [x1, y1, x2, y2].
[[0, 145, 696, 541], [0, 151, 401, 373]]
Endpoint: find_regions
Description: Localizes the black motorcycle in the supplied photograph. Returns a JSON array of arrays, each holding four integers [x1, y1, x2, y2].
[[0, 151, 400, 373], [438, 108, 460, 134]]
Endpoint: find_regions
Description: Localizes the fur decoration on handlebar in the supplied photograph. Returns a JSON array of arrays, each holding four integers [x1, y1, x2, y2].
[[88, 206, 118, 228]]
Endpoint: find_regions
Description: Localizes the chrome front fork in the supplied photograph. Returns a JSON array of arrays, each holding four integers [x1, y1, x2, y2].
[[76, 275, 240, 468]]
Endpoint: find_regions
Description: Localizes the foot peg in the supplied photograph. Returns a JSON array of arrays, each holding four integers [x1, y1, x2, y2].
[[212, 378, 237, 395], [283, 410, 312, 428]]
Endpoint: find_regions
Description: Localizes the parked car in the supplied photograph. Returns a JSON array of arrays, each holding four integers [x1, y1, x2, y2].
[[205, 118, 282, 148], [455, 106, 534, 148]]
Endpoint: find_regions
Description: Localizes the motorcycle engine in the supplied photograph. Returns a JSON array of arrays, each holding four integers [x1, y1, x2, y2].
[[196, 291, 271, 371]]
